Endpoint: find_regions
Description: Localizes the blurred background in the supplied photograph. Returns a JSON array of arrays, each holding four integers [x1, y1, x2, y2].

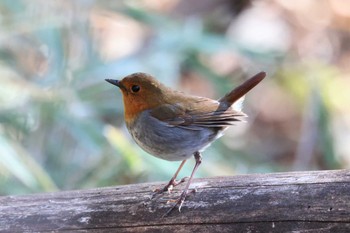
[[1, 0, 349, 195]]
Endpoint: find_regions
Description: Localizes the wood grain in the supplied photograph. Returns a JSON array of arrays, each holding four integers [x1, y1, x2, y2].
[[1, 170, 349, 232]]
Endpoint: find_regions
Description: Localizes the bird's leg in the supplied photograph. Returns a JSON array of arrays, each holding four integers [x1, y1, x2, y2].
[[163, 151, 202, 217], [152, 160, 187, 198]]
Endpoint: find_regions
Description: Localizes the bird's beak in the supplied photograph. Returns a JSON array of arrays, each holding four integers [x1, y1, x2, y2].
[[105, 79, 121, 87]]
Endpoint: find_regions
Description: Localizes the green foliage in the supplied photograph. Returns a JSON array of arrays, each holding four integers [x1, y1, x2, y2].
[[0, 1, 347, 195]]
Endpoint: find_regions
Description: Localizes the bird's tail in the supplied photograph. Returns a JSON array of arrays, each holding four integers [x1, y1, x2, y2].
[[219, 72, 266, 105]]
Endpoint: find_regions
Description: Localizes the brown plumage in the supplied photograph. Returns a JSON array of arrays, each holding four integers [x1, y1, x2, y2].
[[106, 71, 266, 216]]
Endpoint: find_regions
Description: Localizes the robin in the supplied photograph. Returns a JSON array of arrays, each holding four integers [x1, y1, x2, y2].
[[106, 71, 266, 216]]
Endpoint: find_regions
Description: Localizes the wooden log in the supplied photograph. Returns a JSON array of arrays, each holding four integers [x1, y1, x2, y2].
[[0, 170, 349, 232]]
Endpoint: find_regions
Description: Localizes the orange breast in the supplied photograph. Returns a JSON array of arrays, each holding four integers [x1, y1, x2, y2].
[[122, 95, 157, 125]]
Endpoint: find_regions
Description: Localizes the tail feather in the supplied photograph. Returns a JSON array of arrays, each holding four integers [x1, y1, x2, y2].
[[219, 72, 266, 105]]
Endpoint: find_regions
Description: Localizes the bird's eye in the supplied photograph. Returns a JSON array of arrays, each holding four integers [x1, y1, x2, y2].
[[131, 85, 140, 93]]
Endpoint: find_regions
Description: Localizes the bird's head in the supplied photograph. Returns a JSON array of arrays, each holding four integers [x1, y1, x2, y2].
[[106, 72, 169, 123]]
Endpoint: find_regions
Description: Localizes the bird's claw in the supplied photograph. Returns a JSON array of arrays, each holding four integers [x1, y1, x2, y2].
[[151, 177, 188, 199], [162, 188, 196, 217], [152, 184, 173, 194], [162, 192, 186, 217]]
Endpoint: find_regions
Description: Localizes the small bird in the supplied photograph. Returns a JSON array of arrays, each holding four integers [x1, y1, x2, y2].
[[106, 71, 266, 216]]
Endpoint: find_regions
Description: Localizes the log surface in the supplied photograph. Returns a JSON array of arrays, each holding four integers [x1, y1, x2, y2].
[[1, 170, 350, 232]]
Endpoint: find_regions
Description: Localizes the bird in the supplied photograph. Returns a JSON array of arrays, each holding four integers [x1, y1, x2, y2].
[[105, 71, 266, 216]]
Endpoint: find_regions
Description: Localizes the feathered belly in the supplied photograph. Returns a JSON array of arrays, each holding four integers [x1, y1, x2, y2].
[[127, 113, 221, 161]]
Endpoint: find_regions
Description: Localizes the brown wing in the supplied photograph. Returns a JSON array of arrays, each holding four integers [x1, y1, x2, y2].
[[150, 97, 245, 130]]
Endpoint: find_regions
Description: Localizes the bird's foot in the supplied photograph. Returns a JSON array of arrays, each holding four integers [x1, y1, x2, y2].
[[151, 177, 188, 199], [162, 188, 196, 217]]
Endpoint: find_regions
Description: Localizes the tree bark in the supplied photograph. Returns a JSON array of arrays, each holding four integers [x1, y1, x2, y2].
[[1, 170, 349, 232]]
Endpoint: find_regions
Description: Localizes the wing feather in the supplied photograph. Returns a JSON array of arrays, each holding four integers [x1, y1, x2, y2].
[[149, 97, 245, 130]]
